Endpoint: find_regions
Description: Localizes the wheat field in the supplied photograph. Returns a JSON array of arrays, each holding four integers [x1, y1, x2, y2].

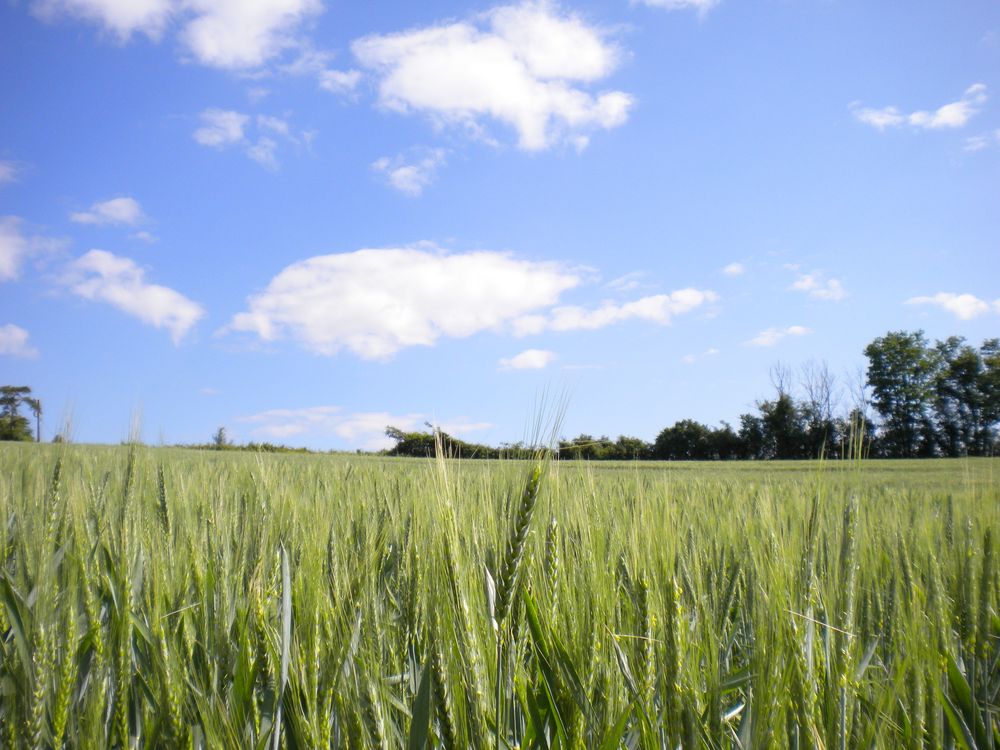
[[0, 444, 997, 748]]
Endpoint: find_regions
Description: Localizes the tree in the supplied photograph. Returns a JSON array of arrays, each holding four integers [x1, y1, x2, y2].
[[976, 339, 1000, 454], [654, 420, 714, 460], [931, 337, 983, 456], [212, 426, 230, 450], [0, 386, 34, 442], [24, 397, 41, 442], [757, 393, 808, 459], [864, 331, 938, 457]]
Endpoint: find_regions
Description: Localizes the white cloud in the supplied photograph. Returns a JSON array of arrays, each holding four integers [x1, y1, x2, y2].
[[194, 109, 249, 147], [852, 83, 987, 131], [746, 325, 811, 347], [542, 288, 717, 332], [63, 249, 204, 343], [0, 161, 19, 185], [964, 129, 1000, 152], [681, 346, 718, 365], [70, 196, 146, 226], [239, 405, 491, 450], [372, 149, 447, 196], [32, 0, 173, 40], [635, 0, 719, 15], [0, 216, 29, 281], [227, 246, 581, 359], [721, 262, 745, 276], [179, 0, 323, 70], [131, 230, 158, 243], [605, 271, 644, 292], [319, 68, 362, 94], [246, 137, 279, 168], [0, 216, 67, 280], [905, 292, 997, 321], [194, 108, 299, 168], [0, 324, 39, 359], [790, 271, 846, 301], [352, 1, 633, 151], [499, 348, 556, 370]]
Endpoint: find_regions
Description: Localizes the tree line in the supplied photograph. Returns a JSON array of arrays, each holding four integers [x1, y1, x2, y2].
[[385, 331, 1000, 460], [4, 330, 998, 458]]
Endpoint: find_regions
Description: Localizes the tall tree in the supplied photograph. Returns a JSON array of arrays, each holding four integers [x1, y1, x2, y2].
[[864, 331, 938, 457], [0, 386, 34, 442], [24, 396, 41, 442], [931, 337, 983, 456]]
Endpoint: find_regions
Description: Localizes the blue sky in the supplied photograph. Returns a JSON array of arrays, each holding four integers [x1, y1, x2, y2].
[[1, 0, 998, 450]]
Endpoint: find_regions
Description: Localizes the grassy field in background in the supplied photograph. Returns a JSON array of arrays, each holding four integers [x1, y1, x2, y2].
[[1, 443, 997, 748]]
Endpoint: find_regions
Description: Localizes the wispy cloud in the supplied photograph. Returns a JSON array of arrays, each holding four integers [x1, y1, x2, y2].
[[605, 272, 645, 292], [721, 262, 745, 276], [353, 1, 632, 150], [0, 217, 30, 282], [681, 347, 718, 365], [194, 109, 249, 147], [906, 292, 1000, 320], [0, 160, 20, 185], [851, 83, 987, 131], [790, 271, 846, 301], [0, 324, 39, 359], [239, 405, 491, 450], [70, 196, 146, 226], [538, 288, 717, 333], [63, 249, 204, 343], [746, 325, 811, 347], [318, 68, 362, 94], [964, 129, 1000, 152], [635, 0, 720, 16], [0, 216, 67, 281], [372, 149, 447, 196], [499, 348, 556, 370], [194, 108, 303, 168]]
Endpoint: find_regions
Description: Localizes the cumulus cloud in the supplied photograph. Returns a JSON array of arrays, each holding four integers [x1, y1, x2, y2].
[[0, 324, 39, 359], [721, 262, 745, 276], [70, 196, 146, 226], [239, 405, 491, 450], [31, 0, 174, 40], [352, 1, 633, 151], [635, 0, 719, 14], [179, 0, 323, 69], [746, 325, 811, 347], [33, 0, 324, 70], [905, 292, 998, 321], [790, 271, 846, 301], [499, 348, 556, 370], [371, 149, 447, 196], [227, 247, 581, 359], [63, 249, 204, 343], [852, 84, 987, 131]]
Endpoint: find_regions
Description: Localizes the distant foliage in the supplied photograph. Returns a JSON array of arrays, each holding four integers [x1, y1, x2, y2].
[[0, 385, 38, 442]]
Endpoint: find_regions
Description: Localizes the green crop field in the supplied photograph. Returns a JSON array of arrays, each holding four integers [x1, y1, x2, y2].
[[1, 443, 997, 748]]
